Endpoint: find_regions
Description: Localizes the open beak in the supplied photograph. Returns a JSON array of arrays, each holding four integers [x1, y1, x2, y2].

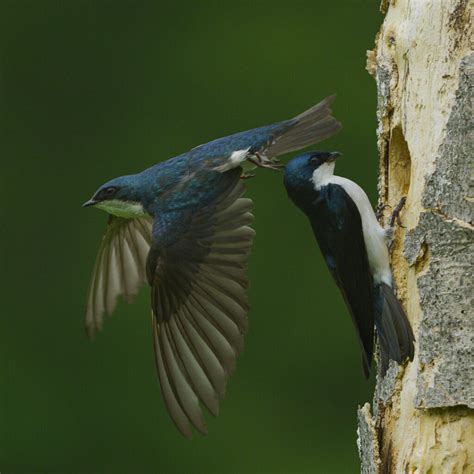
[[82, 199, 97, 208], [327, 151, 342, 162]]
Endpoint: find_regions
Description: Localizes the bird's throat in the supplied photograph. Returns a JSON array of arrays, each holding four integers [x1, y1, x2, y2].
[[95, 199, 148, 218], [311, 162, 336, 190]]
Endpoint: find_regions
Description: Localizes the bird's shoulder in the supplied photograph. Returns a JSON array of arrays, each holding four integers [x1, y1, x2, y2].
[[311, 181, 358, 213]]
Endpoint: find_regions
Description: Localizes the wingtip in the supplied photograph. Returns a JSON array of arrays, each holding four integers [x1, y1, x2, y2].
[[85, 314, 104, 340], [84, 321, 96, 340], [208, 403, 220, 418], [177, 424, 194, 440], [197, 423, 209, 437]]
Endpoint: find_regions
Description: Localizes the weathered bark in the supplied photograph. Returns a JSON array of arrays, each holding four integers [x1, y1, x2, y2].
[[358, 1, 473, 472]]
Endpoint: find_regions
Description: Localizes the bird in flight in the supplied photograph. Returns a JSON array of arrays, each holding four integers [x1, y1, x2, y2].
[[83, 96, 341, 437], [283, 151, 414, 377]]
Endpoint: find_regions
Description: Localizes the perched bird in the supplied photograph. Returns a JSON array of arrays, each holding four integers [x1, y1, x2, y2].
[[283, 151, 414, 377], [83, 96, 341, 437]]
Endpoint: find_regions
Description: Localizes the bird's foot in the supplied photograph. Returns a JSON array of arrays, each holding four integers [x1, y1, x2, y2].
[[248, 153, 284, 171], [386, 196, 407, 250], [389, 196, 407, 228]]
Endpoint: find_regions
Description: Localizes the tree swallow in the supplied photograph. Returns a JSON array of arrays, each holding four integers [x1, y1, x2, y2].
[[283, 151, 414, 377], [83, 96, 341, 437]]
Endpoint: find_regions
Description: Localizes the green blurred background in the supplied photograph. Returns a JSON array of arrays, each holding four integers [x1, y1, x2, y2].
[[1, 1, 381, 472]]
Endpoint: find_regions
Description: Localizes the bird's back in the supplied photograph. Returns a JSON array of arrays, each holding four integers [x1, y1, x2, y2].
[[136, 121, 290, 194], [189, 121, 291, 161], [146, 96, 341, 178]]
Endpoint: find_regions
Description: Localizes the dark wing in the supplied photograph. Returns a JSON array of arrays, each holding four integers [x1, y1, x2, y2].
[[147, 173, 254, 437], [311, 184, 374, 377], [189, 95, 341, 170], [85, 216, 152, 337]]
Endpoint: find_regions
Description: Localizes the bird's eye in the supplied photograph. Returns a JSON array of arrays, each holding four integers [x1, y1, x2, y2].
[[102, 187, 117, 198], [310, 156, 320, 166]]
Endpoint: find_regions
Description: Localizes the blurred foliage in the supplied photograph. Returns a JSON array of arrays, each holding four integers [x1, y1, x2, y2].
[[1, 1, 381, 472]]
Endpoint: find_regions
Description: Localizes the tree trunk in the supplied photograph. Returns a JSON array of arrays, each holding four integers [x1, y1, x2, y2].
[[357, 1, 473, 472]]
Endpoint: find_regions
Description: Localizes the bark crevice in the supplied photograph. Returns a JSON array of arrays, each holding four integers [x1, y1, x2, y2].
[[358, 1, 473, 472]]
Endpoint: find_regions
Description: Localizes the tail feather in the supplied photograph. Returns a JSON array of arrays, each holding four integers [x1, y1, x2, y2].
[[374, 283, 415, 374], [361, 355, 371, 379], [265, 95, 342, 158]]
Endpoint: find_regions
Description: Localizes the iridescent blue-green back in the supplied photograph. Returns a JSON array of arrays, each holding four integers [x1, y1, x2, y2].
[[137, 120, 293, 214]]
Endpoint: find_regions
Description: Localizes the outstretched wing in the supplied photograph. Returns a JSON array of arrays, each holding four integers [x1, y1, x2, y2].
[[147, 172, 254, 438], [85, 216, 152, 337], [311, 184, 375, 377]]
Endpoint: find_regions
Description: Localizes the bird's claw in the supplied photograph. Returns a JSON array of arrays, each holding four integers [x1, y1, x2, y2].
[[248, 153, 284, 171], [386, 196, 407, 251], [389, 196, 407, 228]]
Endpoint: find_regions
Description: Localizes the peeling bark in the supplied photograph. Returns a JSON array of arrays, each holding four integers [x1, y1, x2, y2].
[[358, 1, 474, 472]]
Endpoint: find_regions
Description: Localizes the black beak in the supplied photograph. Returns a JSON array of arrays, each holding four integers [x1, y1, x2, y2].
[[327, 151, 342, 162], [82, 199, 97, 208]]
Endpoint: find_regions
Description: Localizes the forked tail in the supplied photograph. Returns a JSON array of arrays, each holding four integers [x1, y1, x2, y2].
[[265, 95, 342, 158], [374, 283, 415, 374]]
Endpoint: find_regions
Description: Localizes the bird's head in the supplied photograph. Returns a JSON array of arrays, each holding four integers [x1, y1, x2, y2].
[[83, 174, 148, 218], [284, 151, 341, 205]]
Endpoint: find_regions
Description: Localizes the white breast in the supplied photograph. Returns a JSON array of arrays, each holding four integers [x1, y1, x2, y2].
[[312, 167, 392, 286]]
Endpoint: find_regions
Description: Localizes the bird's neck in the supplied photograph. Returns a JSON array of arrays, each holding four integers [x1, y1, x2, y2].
[[311, 162, 336, 190]]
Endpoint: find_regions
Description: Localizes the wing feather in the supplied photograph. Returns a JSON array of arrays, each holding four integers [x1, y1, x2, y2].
[[189, 292, 244, 353], [175, 307, 227, 398], [152, 320, 193, 439], [160, 323, 207, 434], [85, 217, 152, 337], [185, 300, 237, 375], [168, 316, 219, 416], [148, 172, 254, 436]]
